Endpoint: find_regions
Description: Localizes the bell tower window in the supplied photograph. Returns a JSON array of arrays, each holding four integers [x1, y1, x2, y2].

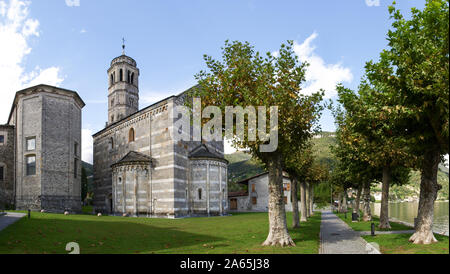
[[119, 69, 123, 82]]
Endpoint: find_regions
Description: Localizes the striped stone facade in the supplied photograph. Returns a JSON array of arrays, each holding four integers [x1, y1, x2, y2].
[[92, 54, 228, 218]]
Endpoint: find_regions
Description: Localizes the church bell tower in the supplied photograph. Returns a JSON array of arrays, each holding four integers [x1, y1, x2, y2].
[[107, 40, 139, 125]]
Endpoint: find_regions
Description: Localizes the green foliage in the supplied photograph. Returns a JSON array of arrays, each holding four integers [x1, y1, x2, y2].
[[225, 152, 265, 192], [81, 167, 88, 203]]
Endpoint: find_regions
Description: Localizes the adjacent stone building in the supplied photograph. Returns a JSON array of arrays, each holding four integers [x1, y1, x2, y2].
[[92, 53, 228, 218], [0, 85, 85, 212], [228, 172, 295, 212]]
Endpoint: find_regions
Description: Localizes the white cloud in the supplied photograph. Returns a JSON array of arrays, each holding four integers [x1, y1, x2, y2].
[[65, 0, 80, 7], [80, 28, 86, 34], [293, 32, 353, 99], [141, 91, 175, 106], [0, 0, 64, 123], [82, 128, 93, 164], [365, 0, 380, 7]]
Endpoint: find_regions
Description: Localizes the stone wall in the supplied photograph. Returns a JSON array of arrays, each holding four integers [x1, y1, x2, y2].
[[12, 87, 83, 212], [93, 98, 175, 216], [0, 125, 15, 209]]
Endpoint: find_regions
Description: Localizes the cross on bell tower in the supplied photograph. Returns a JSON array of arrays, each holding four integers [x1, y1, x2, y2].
[[122, 38, 126, 55]]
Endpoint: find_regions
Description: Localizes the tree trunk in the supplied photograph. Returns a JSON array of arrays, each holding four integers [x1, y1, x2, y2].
[[262, 153, 295, 247], [379, 166, 392, 229], [337, 192, 343, 213], [300, 181, 307, 222], [342, 190, 348, 213], [409, 148, 442, 244], [309, 184, 314, 216], [305, 182, 311, 218], [362, 182, 372, 222], [354, 185, 362, 217], [291, 177, 300, 228]]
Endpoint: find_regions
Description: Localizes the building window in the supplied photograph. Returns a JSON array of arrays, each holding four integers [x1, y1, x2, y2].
[[251, 184, 256, 192], [74, 142, 78, 157], [127, 70, 131, 83], [128, 128, 135, 143], [0, 135, 4, 145], [111, 98, 115, 107], [131, 73, 134, 85], [74, 158, 78, 178], [111, 116, 114, 123], [109, 137, 114, 150], [119, 69, 123, 82], [283, 183, 290, 191], [283, 196, 288, 204], [110, 74, 114, 86], [198, 188, 202, 200], [26, 155, 36, 176], [0, 165, 4, 181], [252, 197, 257, 205], [26, 137, 36, 151]]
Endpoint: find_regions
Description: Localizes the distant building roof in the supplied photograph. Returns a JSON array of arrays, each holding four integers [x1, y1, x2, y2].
[[235, 171, 291, 185], [228, 191, 248, 197], [112, 151, 152, 167]]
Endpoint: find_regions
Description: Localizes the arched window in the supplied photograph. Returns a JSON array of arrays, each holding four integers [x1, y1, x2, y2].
[[119, 69, 123, 82], [128, 128, 135, 143], [127, 70, 131, 83], [110, 74, 114, 86], [198, 188, 202, 200], [109, 137, 114, 150], [131, 73, 134, 85], [111, 98, 115, 107]]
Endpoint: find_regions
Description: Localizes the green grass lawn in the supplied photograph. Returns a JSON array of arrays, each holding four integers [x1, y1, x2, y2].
[[334, 211, 412, 231], [362, 234, 449, 254], [0, 211, 321, 254]]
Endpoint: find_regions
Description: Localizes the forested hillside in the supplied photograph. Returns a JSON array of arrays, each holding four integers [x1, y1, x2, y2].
[[225, 132, 449, 201]]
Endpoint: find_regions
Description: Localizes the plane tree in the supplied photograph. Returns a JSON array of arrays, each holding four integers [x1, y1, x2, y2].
[[192, 40, 324, 246], [365, 0, 448, 243]]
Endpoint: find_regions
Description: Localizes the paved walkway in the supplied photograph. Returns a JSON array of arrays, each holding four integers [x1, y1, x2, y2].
[[319, 210, 380, 254], [0, 212, 26, 232]]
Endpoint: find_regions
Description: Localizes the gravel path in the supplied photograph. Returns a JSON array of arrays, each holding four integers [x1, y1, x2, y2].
[[0, 212, 26, 232], [319, 210, 380, 254]]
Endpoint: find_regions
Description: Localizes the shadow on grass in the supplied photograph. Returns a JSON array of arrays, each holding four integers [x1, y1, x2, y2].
[[0, 214, 224, 254]]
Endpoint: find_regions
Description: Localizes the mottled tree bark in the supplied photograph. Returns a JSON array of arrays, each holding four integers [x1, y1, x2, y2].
[[305, 182, 311, 218], [262, 153, 295, 247], [309, 183, 314, 216], [409, 148, 442, 244], [300, 181, 308, 222], [354, 185, 362, 218], [291, 177, 300, 228], [342, 190, 348, 213], [337, 192, 343, 213], [362, 182, 372, 222], [379, 166, 392, 229]]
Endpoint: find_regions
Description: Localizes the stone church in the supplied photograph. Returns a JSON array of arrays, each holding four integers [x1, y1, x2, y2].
[[92, 52, 229, 218], [0, 85, 85, 212]]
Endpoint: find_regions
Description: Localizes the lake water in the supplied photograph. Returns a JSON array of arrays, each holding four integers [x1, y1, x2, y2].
[[371, 201, 449, 235]]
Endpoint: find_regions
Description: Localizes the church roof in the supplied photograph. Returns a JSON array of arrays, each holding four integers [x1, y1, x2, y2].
[[189, 144, 228, 163], [112, 151, 152, 167], [92, 85, 200, 138], [7, 84, 85, 125]]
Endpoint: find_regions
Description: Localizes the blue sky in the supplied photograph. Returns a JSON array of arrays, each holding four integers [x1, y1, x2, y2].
[[0, 0, 428, 163]]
